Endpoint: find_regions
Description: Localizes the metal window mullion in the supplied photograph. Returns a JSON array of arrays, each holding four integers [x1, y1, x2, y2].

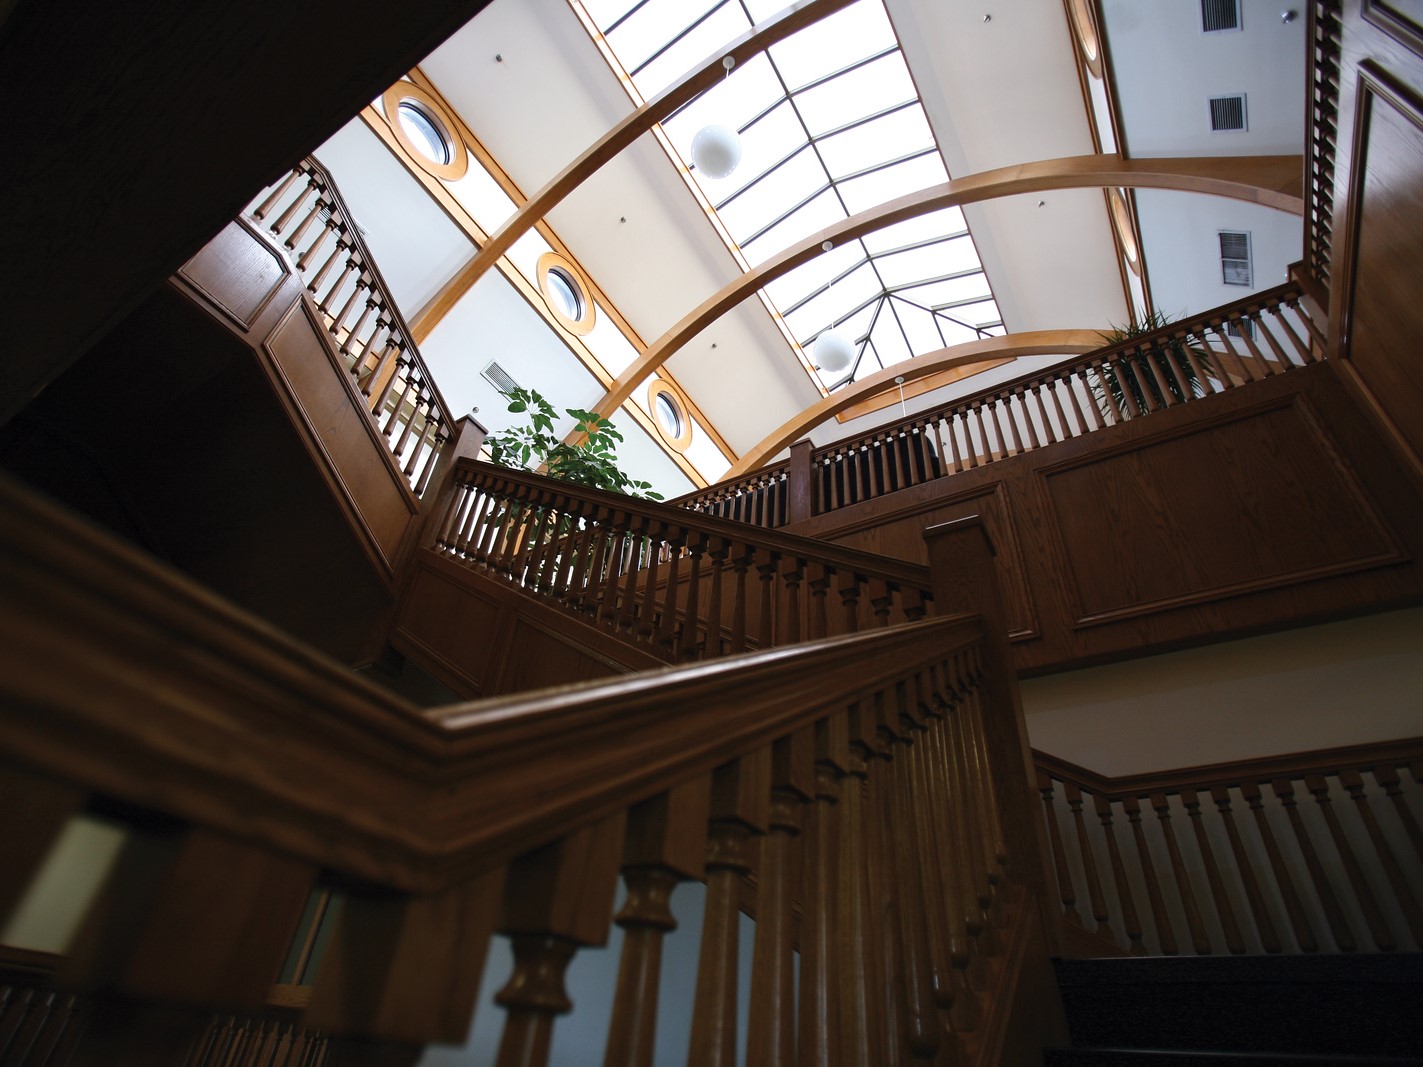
[[786, 43, 900, 97], [630, 0, 737, 77], [738, 178, 836, 247], [714, 139, 814, 211], [809, 97, 920, 145]]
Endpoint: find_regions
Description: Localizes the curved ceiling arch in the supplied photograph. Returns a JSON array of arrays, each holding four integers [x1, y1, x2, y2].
[[587, 152, 1304, 422], [727, 329, 1105, 476]]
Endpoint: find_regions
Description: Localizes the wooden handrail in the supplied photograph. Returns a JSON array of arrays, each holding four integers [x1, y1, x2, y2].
[[0, 470, 1049, 1060], [247, 157, 455, 495], [673, 282, 1325, 527], [1036, 739, 1423, 957]]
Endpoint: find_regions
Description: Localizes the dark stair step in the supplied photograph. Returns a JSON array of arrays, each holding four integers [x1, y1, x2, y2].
[[1045, 1050, 1423, 1066], [1053, 955, 1423, 1060]]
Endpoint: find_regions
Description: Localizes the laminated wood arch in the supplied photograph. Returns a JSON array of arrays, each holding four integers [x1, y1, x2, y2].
[[726, 330, 1105, 476], [587, 152, 1304, 423]]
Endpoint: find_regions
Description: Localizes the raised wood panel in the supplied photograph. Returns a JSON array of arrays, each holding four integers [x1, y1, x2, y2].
[[263, 299, 419, 581], [1364, 0, 1423, 53], [821, 482, 1040, 640], [393, 553, 663, 700], [1038, 396, 1403, 626], [176, 222, 287, 331], [1335, 64, 1423, 478]]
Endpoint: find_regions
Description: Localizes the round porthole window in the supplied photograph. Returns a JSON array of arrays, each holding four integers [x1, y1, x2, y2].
[[647, 380, 693, 451], [1108, 188, 1141, 274], [537, 253, 595, 335], [1068, 0, 1104, 78], [397, 101, 451, 166], [382, 83, 469, 181]]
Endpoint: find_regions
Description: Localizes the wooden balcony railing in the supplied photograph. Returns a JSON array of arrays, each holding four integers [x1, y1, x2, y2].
[[676, 283, 1326, 529], [1305, 0, 1343, 291], [431, 459, 935, 661], [1036, 739, 1423, 957], [247, 157, 454, 495], [0, 471, 1049, 1065]]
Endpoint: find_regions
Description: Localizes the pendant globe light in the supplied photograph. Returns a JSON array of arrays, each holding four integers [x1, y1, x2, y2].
[[690, 57, 742, 180], [813, 241, 854, 374]]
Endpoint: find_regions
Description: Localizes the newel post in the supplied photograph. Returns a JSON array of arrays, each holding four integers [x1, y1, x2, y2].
[[786, 439, 815, 524], [418, 415, 487, 547], [923, 516, 1060, 953]]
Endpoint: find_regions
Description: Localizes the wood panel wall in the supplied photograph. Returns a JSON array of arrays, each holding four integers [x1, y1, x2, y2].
[[1328, 0, 1423, 485], [785, 362, 1423, 676]]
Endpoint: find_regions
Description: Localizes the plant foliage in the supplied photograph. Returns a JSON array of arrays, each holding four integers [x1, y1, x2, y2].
[[1093, 311, 1216, 419], [486, 387, 662, 500]]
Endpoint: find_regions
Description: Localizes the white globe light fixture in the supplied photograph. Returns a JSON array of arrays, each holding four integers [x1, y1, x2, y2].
[[690, 57, 741, 180], [814, 328, 854, 372], [690, 123, 741, 180]]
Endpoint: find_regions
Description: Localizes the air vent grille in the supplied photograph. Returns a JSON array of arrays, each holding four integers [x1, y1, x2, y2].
[[481, 361, 521, 396], [1220, 231, 1253, 287], [1225, 318, 1255, 339], [1202, 0, 1241, 31], [1210, 94, 1248, 132]]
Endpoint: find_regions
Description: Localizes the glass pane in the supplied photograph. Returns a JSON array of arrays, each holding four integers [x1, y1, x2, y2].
[[792, 52, 916, 137], [655, 393, 683, 436], [876, 237, 979, 289], [397, 102, 450, 165], [768, 0, 896, 90], [547, 269, 583, 320], [664, 54, 783, 146], [700, 103, 809, 200], [816, 105, 933, 180], [862, 206, 967, 253], [717, 147, 827, 239], [607, 0, 722, 75], [911, 274, 994, 309], [585, 0, 640, 30], [782, 260, 881, 337], [836, 152, 945, 214], [739, 187, 844, 264], [634, 3, 750, 96]]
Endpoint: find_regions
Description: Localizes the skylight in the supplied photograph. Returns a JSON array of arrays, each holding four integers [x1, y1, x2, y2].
[[574, 0, 1004, 392]]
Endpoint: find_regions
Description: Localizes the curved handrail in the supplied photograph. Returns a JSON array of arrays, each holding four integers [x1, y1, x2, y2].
[[247, 157, 455, 494]]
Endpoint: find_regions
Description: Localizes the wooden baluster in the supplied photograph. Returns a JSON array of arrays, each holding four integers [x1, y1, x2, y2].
[[756, 551, 779, 648], [928, 420, 949, 479], [702, 538, 728, 658], [689, 752, 770, 1067], [1063, 782, 1110, 933], [1272, 778, 1355, 951], [1304, 774, 1394, 950], [314, 255, 359, 315], [330, 273, 372, 339], [495, 817, 626, 1067], [269, 178, 316, 237], [972, 403, 993, 463], [1181, 330, 1220, 393], [867, 578, 894, 628], [1143, 344, 1180, 405], [1066, 369, 1101, 431], [1212, 323, 1259, 383], [251, 167, 304, 221], [1239, 781, 1317, 951], [945, 690, 994, 968], [597, 522, 630, 629], [854, 445, 871, 501], [604, 780, 711, 1067], [381, 369, 418, 439], [673, 534, 702, 660], [306, 232, 350, 297], [1373, 766, 1423, 858], [1043, 378, 1073, 437], [944, 415, 965, 474], [1093, 795, 1145, 954], [1209, 786, 1282, 953], [778, 557, 804, 646], [889, 433, 907, 490], [296, 215, 334, 270], [841, 706, 889, 1064], [838, 576, 863, 634], [1180, 789, 1245, 954], [341, 298, 379, 367], [1256, 311, 1299, 369], [748, 733, 812, 1066], [1122, 795, 1177, 955], [1150, 793, 1211, 954], [729, 547, 752, 653], [636, 521, 666, 643], [1338, 771, 1423, 945], [1038, 772, 1081, 927], [988, 396, 1016, 456], [806, 561, 831, 641], [617, 520, 649, 636], [800, 714, 848, 1066], [1235, 317, 1280, 377]]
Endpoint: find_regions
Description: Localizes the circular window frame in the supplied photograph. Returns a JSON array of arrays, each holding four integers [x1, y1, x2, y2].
[[382, 83, 468, 181], [1108, 188, 1141, 276], [647, 379, 693, 452], [1067, 0, 1104, 79], [537, 252, 596, 335]]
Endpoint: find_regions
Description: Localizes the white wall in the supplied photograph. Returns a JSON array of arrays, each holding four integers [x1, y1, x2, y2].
[[1023, 607, 1423, 776]]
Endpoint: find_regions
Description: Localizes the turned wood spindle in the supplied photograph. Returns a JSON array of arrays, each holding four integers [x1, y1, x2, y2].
[[1208, 786, 1281, 954]]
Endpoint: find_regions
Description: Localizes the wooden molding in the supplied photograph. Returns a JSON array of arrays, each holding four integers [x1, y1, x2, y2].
[[587, 154, 1306, 425]]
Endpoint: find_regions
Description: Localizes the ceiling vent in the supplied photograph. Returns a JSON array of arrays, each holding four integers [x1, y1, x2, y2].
[[1201, 0, 1241, 31], [1210, 94, 1248, 132], [481, 360, 521, 396], [1225, 317, 1255, 339], [1219, 231, 1253, 287]]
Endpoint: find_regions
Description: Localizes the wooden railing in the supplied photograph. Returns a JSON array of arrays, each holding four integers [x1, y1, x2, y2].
[[247, 157, 453, 495], [431, 459, 935, 661], [0, 981, 85, 1066], [0, 471, 1050, 1065], [1305, 0, 1343, 291], [1036, 739, 1423, 957], [677, 284, 1326, 528]]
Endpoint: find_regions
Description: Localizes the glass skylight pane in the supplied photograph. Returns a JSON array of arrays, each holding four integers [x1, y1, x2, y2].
[[716, 147, 826, 238], [763, 243, 865, 308], [912, 273, 993, 309], [633, 3, 750, 96], [867, 310, 912, 367], [860, 207, 966, 253], [836, 152, 945, 215], [934, 319, 991, 348], [696, 104, 808, 203], [793, 52, 916, 137], [824, 300, 880, 345], [768, 0, 895, 90], [895, 302, 949, 352], [782, 261, 880, 338], [875, 236, 983, 289], [606, 0, 722, 77], [663, 54, 783, 145], [739, 188, 844, 264], [945, 299, 1004, 328], [584, 0, 637, 30], [816, 106, 933, 180]]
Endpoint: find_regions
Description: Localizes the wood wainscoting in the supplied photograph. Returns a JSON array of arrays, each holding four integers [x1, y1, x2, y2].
[[785, 360, 1423, 675]]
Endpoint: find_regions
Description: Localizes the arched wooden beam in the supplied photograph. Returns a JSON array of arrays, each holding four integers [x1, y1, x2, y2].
[[589, 153, 1304, 422], [410, 0, 859, 341], [726, 330, 1103, 476]]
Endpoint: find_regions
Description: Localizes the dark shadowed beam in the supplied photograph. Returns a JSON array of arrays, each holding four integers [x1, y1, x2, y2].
[[585, 153, 1305, 424], [409, 0, 860, 342], [0, 0, 496, 426]]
